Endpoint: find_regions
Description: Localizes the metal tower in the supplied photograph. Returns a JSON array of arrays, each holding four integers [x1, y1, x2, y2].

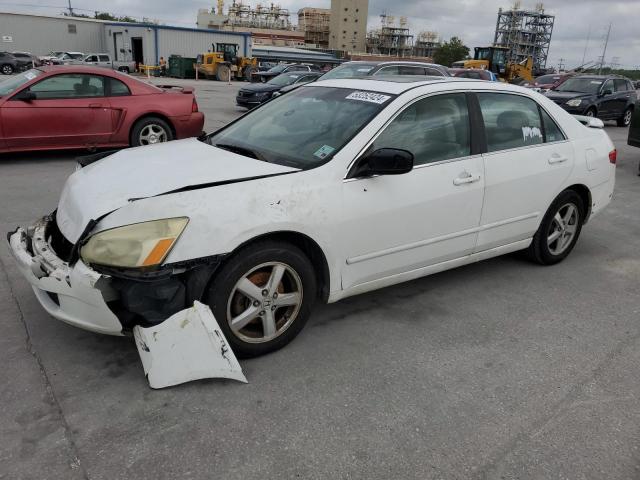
[[493, 3, 555, 72]]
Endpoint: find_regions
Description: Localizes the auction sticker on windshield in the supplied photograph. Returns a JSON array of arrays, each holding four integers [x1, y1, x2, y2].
[[345, 91, 391, 104], [314, 144, 335, 159]]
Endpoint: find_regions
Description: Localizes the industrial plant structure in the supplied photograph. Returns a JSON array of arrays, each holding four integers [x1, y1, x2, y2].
[[366, 13, 441, 59], [492, 2, 554, 71], [297, 8, 331, 49], [328, 0, 369, 53]]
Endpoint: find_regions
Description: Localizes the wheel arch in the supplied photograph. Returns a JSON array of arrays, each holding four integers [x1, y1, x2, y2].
[[218, 230, 331, 303], [565, 183, 592, 223], [129, 112, 176, 145]]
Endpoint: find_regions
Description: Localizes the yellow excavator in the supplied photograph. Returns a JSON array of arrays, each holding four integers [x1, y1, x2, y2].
[[197, 43, 257, 81], [452, 46, 533, 84]]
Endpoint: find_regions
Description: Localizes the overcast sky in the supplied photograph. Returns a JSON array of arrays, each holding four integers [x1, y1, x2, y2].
[[4, 0, 640, 69]]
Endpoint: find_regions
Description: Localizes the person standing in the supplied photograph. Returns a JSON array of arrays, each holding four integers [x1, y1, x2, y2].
[[159, 56, 167, 76]]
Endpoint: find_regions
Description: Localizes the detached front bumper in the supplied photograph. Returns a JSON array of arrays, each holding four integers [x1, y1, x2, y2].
[[7, 219, 123, 335]]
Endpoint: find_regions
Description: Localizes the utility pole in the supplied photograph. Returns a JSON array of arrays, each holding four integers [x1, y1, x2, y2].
[[581, 24, 591, 66], [598, 23, 611, 75], [67, 0, 73, 16], [558, 58, 565, 72]]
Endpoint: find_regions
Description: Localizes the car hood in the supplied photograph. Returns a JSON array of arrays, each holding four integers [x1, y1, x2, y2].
[[56, 138, 299, 243], [545, 91, 592, 101], [240, 83, 283, 93]]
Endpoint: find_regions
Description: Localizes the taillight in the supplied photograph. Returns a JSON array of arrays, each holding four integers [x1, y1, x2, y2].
[[192, 98, 198, 113], [609, 149, 617, 165]]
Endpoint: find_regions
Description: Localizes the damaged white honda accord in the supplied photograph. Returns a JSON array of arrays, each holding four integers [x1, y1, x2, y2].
[[9, 77, 616, 362]]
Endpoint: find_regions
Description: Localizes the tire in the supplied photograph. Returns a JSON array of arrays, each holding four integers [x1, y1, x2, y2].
[[130, 116, 173, 147], [1, 64, 14, 75], [118, 66, 130, 73], [243, 66, 256, 82], [617, 107, 633, 127], [216, 64, 231, 82], [527, 190, 585, 265], [204, 241, 317, 358], [585, 107, 596, 118]]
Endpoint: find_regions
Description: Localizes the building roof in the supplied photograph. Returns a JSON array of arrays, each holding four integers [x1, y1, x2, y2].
[[252, 45, 341, 64]]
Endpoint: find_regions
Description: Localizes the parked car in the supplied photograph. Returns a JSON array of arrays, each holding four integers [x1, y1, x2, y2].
[[524, 73, 573, 92], [448, 68, 498, 81], [252, 63, 319, 82], [545, 74, 637, 126], [51, 52, 85, 65], [73, 53, 136, 73], [272, 60, 451, 97], [7, 77, 616, 372], [39, 51, 65, 65], [0, 66, 204, 152], [0, 51, 30, 75], [11, 51, 42, 68], [236, 71, 322, 108], [627, 100, 640, 175]]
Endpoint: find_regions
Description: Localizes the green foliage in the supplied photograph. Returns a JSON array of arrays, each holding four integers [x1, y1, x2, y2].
[[94, 12, 138, 22], [433, 37, 470, 67], [582, 67, 640, 80]]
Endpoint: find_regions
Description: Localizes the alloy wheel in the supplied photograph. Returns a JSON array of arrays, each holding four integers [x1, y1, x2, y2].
[[226, 262, 303, 344], [624, 109, 633, 126], [138, 124, 168, 145], [547, 202, 579, 256]]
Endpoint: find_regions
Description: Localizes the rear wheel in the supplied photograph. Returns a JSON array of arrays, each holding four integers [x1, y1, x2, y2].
[[118, 66, 130, 73], [527, 190, 585, 265], [204, 241, 317, 358], [216, 64, 231, 82], [130, 117, 173, 147], [1, 64, 14, 75], [617, 107, 633, 127]]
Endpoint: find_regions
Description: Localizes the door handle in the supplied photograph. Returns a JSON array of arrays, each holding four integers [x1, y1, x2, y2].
[[88, 103, 103, 108], [548, 154, 568, 165], [453, 173, 481, 186]]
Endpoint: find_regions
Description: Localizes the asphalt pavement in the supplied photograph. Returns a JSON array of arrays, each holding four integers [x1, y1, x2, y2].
[[1, 78, 639, 480]]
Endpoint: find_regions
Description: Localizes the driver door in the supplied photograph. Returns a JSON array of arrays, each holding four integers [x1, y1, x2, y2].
[[341, 93, 485, 290], [1, 73, 114, 149]]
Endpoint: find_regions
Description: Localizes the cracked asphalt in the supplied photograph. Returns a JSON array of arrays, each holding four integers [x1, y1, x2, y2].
[[1, 78, 639, 480]]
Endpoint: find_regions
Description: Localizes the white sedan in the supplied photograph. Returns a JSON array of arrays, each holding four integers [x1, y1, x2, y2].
[[9, 77, 616, 361]]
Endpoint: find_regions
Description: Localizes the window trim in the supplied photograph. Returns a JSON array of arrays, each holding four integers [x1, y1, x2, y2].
[[344, 90, 477, 180], [106, 76, 131, 97]]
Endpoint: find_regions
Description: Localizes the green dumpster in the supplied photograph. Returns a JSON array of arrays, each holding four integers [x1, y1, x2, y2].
[[168, 55, 197, 79]]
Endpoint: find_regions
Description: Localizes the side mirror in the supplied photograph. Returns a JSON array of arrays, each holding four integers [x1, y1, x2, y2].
[[351, 148, 414, 178], [13, 90, 36, 101]]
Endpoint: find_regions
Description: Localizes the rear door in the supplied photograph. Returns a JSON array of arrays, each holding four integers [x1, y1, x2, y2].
[[475, 92, 574, 251], [614, 79, 633, 115], [1, 73, 114, 149], [98, 54, 112, 69]]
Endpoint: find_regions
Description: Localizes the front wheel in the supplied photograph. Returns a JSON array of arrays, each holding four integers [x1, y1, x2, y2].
[[1, 64, 14, 75], [617, 107, 633, 127], [204, 241, 317, 358], [216, 64, 231, 82], [527, 190, 585, 265], [585, 107, 596, 118], [130, 117, 173, 147]]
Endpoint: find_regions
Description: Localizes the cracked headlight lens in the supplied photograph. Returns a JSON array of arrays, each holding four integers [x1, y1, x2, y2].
[[80, 217, 189, 268], [566, 98, 582, 107]]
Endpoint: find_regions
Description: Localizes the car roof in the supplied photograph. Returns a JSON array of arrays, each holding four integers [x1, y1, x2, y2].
[[37, 65, 122, 76], [342, 60, 445, 68], [310, 76, 513, 95]]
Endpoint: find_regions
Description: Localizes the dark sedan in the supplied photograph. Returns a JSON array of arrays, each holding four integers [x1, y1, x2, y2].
[[545, 75, 637, 127], [236, 72, 322, 108]]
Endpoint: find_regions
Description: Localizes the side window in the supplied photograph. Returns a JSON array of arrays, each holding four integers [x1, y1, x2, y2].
[[371, 93, 470, 166], [375, 66, 400, 76], [540, 108, 565, 143], [98, 55, 110, 62], [614, 79, 628, 92], [425, 67, 444, 76], [30, 74, 105, 99], [108, 77, 130, 96], [602, 80, 614, 94], [478, 93, 543, 152], [86, 55, 98, 62], [398, 66, 426, 75]]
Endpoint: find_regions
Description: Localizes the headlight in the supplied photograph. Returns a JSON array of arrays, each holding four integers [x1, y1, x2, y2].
[[566, 99, 582, 107], [80, 217, 188, 268]]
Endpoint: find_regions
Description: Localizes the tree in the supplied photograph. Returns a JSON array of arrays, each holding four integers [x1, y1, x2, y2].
[[94, 11, 138, 23], [433, 37, 470, 67]]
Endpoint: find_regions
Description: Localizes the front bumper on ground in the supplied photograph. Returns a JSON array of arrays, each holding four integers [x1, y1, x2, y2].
[[7, 219, 123, 335], [235, 95, 263, 108]]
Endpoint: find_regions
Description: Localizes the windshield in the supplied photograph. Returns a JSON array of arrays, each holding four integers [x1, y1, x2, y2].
[[267, 65, 287, 73], [320, 63, 376, 80], [556, 78, 603, 94], [267, 73, 304, 86], [206, 86, 392, 169], [0, 69, 42, 96]]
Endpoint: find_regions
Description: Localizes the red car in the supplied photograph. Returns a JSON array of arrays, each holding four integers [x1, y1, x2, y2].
[[524, 73, 573, 92], [0, 66, 204, 153]]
